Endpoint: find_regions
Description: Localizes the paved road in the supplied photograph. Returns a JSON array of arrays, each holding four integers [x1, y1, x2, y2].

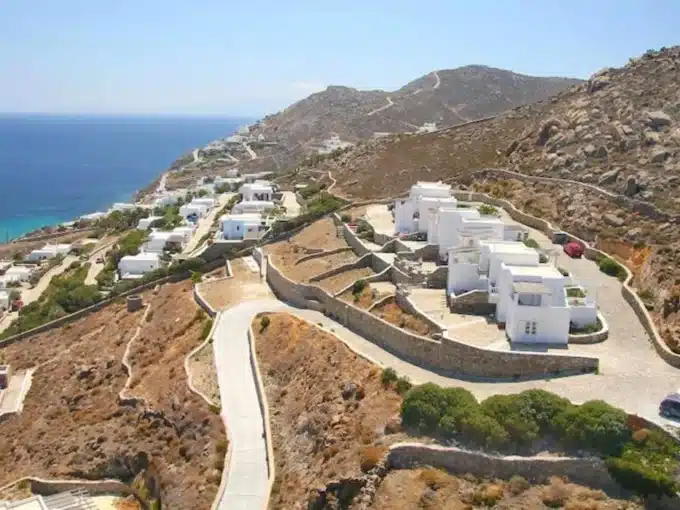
[[0, 255, 78, 334], [182, 193, 235, 255], [280, 191, 300, 218], [84, 239, 117, 286]]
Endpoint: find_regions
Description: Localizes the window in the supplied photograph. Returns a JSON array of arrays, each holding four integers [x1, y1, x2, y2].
[[531, 322, 537, 335], [524, 321, 538, 335], [516, 232, 522, 241], [236, 225, 240, 230]]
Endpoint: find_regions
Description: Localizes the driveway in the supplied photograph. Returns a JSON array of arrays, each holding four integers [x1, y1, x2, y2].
[[280, 191, 300, 218], [183, 193, 235, 255]]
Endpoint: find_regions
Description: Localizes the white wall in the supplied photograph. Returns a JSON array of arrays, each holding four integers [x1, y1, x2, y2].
[[568, 303, 598, 327], [447, 262, 486, 295], [506, 299, 571, 344], [118, 256, 160, 275]]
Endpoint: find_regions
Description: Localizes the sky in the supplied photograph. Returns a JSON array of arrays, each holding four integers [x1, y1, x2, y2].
[[0, 0, 678, 117]]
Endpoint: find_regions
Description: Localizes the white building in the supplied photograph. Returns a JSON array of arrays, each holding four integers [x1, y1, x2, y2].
[[447, 241, 539, 295], [179, 203, 208, 219], [171, 226, 194, 244], [191, 197, 217, 210], [26, 244, 71, 262], [5, 266, 34, 282], [394, 182, 457, 235], [137, 216, 162, 230], [225, 168, 240, 178], [0, 290, 9, 311], [232, 200, 275, 215], [240, 181, 273, 202], [153, 190, 187, 208], [431, 208, 505, 260], [110, 203, 138, 213], [118, 253, 161, 279], [503, 220, 530, 243], [220, 214, 267, 240], [80, 211, 107, 222]]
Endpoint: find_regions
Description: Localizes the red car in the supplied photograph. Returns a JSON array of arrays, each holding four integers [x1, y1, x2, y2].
[[563, 242, 584, 258]]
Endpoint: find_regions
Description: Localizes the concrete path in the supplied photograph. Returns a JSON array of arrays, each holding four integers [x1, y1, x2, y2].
[[367, 96, 394, 116], [432, 71, 441, 89], [213, 299, 288, 510], [280, 191, 301, 218], [242, 143, 257, 160]]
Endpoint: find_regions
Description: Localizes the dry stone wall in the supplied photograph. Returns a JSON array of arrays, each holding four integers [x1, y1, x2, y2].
[[265, 256, 598, 379], [386, 443, 621, 494]]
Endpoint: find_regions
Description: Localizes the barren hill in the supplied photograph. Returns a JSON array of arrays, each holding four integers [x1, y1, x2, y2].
[[250, 66, 581, 148], [329, 45, 680, 354]]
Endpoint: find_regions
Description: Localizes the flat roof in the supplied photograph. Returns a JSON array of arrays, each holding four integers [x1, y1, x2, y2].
[[505, 263, 563, 278], [513, 281, 551, 294], [221, 213, 262, 221], [461, 216, 504, 225], [121, 253, 160, 261], [483, 241, 537, 254], [414, 181, 449, 188]]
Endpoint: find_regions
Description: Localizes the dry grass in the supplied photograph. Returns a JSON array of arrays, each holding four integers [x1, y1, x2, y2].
[[542, 477, 573, 508], [253, 313, 403, 510], [292, 217, 348, 250], [267, 242, 358, 283], [339, 285, 376, 309], [0, 281, 224, 509], [359, 445, 387, 472], [371, 470, 640, 510], [371, 296, 434, 336], [313, 267, 376, 294]]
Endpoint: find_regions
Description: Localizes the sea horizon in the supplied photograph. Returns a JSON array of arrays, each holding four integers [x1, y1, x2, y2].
[[0, 114, 252, 242]]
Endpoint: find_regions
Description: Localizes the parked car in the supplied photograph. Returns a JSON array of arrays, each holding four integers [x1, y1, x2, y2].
[[96, 257, 104, 264], [563, 241, 584, 258], [660, 393, 680, 419]]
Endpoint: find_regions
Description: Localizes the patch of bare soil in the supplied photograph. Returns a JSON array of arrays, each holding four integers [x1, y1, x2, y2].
[[198, 257, 272, 311], [292, 217, 348, 251], [314, 267, 375, 295], [0, 230, 93, 259], [0, 282, 224, 509], [371, 297, 434, 337], [254, 313, 403, 509], [371, 470, 641, 510], [339, 286, 375, 309], [187, 342, 220, 405], [268, 242, 358, 283]]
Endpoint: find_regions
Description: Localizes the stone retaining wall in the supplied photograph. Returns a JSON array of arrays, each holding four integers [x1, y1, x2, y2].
[[386, 443, 621, 494], [294, 247, 354, 265], [266, 256, 598, 379], [395, 291, 446, 334], [426, 266, 448, 289], [449, 290, 497, 315], [309, 254, 374, 282], [334, 267, 392, 298], [339, 222, 372, 257], [453, 188, 680, 369], [194, 284, 217, 318]]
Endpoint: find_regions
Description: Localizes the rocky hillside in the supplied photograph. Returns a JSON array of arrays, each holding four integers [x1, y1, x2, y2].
[[329, 45, 680, 354], [250, 66, 581, 148]]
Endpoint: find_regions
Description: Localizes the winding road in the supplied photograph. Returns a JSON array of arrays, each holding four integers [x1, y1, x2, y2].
[[243, 143, 258, 160], [432, 70, 441, 89], [367, 96, 394, 116]]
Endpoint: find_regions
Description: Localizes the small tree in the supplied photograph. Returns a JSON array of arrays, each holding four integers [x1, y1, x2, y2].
[[477, 204, 499, 216], [381, 367, 398, 386], [352, 279, 367, 295], [260, 315, 271, 330], [191, 271, 203, 284]]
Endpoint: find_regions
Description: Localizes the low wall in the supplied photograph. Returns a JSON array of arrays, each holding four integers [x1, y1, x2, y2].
[[386, 444, 621, 494], [449, 290, 496, 315], [309, 253, 373, 282], [266, 256, 598, 379], [417, 243, 439, 262], [9, 227, 94, 245], [569, 312, 610, 344], [294, 247, 353, 265], [452, 187, 680, 369], [334, 266, 392, 298], [373, 231, 393, 246], [395, 291, 446, 334], [340, 222, 372, 257], [194, 284, 217, 318], [426, 266, 447, 289]]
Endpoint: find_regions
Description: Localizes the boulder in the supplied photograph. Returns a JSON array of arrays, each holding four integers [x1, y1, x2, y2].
[[645, 110, 672, 130], [624, 176, 639, 196], [587, 74, 611, 93], [603, 213, 625, 227], [650, 147, 671, 163], [624, 227, 643, 242], [598, 168, 620, 186], [643, 130, 661, 145]]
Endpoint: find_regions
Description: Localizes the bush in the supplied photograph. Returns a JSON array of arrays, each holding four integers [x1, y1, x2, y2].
[[523, 238, 540, 249], [458, 410, 509, 449], [556, 400, 630, 456], [359, 445, 386, 472], [69, 261, 81, 270], [381, 367, 398, 386], [605, 457, 677, 496], [215, 439, 228, 453], [191, 271, 202, 284], [598, 258, 626, 280], [539, 253, 549, 263], [260, 315, 271, 330], [340, 213, 351, 223], [471, 484, 504, 506], [481, 394, 540, 445], [352, 279, 367, 295], [395, 376, 412, 395], [541, 477, 571, 508], [201, 319, 214, 340], [508, 475, 530, 495], [477, 204, 499, 216]]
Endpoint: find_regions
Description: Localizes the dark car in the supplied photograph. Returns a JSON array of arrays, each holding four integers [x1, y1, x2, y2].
[[659, 393, 680, 419]]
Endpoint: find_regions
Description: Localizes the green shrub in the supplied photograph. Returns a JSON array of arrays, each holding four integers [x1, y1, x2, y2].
[[201, 319, 214, 340], [381, 367, 398, 386], [477, 204, 499, 216], [395, 376, 412, 395], [516, 389, 572, 434], [191, 271, 202, 284], [539, 253, 548, 263], [598, 257, 626, 280], [260, 315, 271, 330], [402, 398, 440, 432], [556, 400, 630, 456], [458, 410, 509, 449], [352, 279, 367, 295], [606, 457, 677, 496], [523, 238, 540, 249], [481, 394, 540, 445], [340, 213, 351, 223]]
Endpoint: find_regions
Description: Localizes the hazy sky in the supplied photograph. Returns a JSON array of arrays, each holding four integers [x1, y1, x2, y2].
[[1, 0, 678, 116]]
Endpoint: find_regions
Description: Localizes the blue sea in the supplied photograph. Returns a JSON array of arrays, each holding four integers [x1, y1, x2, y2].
[[0, 114, 249, 241]]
